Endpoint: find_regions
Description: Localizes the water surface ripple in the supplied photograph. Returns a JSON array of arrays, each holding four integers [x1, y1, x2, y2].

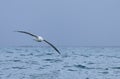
[[0, 47, 120, 79]]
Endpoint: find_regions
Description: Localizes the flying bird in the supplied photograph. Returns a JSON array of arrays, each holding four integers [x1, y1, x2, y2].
[[15, 31, 61, 54]]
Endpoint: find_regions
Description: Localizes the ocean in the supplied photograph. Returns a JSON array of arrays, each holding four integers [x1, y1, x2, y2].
[[0, 46, 120, 79]]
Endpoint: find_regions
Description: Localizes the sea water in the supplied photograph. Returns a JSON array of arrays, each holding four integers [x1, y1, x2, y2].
[[0, 46, 120, 79]]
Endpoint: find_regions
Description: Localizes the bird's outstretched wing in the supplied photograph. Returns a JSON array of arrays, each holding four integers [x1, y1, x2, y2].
[[16, 31, 38, 38], [44, 40, 61, 54]]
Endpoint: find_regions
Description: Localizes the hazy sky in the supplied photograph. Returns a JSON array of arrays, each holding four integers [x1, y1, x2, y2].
[[0, 0, 120, 47]]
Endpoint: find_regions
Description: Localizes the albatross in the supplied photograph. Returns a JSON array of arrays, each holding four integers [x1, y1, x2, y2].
[[16, 31, 61, 54]]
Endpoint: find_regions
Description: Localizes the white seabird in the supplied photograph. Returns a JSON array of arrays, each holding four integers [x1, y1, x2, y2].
[[16, 31, 61, 54]]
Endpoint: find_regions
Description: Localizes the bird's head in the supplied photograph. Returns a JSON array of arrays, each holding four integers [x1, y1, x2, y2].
[[37, 36, 44, 41]]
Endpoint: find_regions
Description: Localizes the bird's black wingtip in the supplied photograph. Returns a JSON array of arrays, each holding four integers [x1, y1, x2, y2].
[[54, 49, 61, 55], [14, 30, 26, 33], [13, 30, 18, 32], [57, 51, 61, 55], [13, 30, 21, 32], [58, 52, 61, 55]]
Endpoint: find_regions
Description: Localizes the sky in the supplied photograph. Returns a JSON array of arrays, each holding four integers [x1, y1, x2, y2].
[[0, 0, 120, 47]]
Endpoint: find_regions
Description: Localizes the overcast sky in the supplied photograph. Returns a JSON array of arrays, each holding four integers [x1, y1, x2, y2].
[[0, 0, 120, 47]]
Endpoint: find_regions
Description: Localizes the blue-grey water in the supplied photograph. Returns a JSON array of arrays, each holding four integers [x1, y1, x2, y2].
[[0, 46, 120, 79]]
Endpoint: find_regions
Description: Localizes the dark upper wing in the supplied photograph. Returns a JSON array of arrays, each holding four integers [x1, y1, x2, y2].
[[16, 31, 38, 38], [44, 40, 61, 54]]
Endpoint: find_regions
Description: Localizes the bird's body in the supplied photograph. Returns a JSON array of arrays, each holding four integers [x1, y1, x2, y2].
[[15, 31, 61, 54], [34, 36, 44, 42]]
